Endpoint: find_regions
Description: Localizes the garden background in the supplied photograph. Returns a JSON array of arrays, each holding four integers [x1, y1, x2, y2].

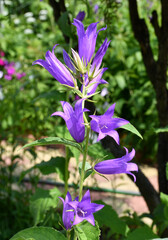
[[1, 0, 168, 239]]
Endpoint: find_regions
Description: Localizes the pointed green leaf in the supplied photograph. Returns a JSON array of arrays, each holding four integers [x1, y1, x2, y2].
[[30, 187, 61, 225], [10, 227, 67, 240], [120, 122, 143, 139], [74, 220, 100, 240], [78, 162, 93, 180], [127, 226, 158, 240], [20, 137, 83, 152]]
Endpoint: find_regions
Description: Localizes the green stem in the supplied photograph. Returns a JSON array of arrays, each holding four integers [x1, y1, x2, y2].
[[64, 146, 69, 196], [78, 126, 90, 201]]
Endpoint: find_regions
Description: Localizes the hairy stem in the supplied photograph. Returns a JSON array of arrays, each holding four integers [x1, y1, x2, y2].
[[79, 126, 90, 201], [64, 146, 69, 196]]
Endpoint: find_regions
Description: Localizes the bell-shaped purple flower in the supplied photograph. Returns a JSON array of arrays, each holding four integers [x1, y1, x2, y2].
[[72, 19, 107, 64], [59, 192, 75, 230], [68, 190, 104, 226], [33, 45, 76, 87], [94, 148, 138, 182], [89, 103, 129, 144], [51, 99, 88, 143]]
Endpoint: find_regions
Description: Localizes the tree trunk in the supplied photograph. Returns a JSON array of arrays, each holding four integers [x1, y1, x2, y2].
[[128, 0, 168, 194]]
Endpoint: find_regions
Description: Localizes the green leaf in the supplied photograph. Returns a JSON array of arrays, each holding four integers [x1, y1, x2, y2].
[[127, 226, 158, 240], [94, 202, 129, 236], [10, 227, 67, 240], [155, 126, 168, 133], [78, 162, 93, 180], [88, 142, 113, 160], [30, 188, 61, 225], [36, 157, 67, 181], [20, 137, 83, 152], [120, 122, 143, 139], [74, 220, 100, 240]]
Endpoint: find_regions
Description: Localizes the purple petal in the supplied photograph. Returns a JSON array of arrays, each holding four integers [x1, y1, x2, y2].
[[63, 49, 76, 72], [84, 214, 95, 226], [106, 130, 120, 145], [91, 38, 111, 71], [33, 45, 75, 87], [97, 131, 106, 141], [82, 190, 91, 202], [94, 159, 127, 174], [51, 111, 66, 121], [61, 101, 74, 118], [90, 119, 99, 133]]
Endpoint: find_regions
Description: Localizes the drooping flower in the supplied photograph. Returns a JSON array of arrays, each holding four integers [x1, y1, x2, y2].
[[33, 45, 76, 88], [51, 99, 88, 143], [76, 11, 85, 22], [94, 148, 138, 182], [59, 192, 75, 230], [68, 190, 104, 226], [89, 103, 129, 144], [72, 19, 107, 64]]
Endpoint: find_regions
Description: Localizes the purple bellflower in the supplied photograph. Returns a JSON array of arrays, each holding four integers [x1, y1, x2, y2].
[[68, 190, 104, 226], [89, 103, 129, 144], [72, 19, 107, 64], [94, 148, 138, 182], [33, 45, 76, 88], [51, 99, 88, 143], [59, 192, 75, 230]]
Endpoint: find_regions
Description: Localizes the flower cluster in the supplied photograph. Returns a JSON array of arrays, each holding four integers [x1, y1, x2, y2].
[[59, 190, 104, 230], [33, 18, 138, 231], [0, 51, 26, 81]]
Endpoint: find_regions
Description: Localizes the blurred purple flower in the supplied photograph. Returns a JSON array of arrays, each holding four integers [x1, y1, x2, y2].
[[69, 190, 104, 226], [94, 4, 99, 14], [0, 59, 5, 66], [4, 75, 12, 81], [76, 11, 85, 22], [94, 148, 138, 182], [89, 103, 129, 143], [33, 45, 76, 87], [59, 192, 75, 230], [0, 51, 5, 57], [72, 19, 107, 64], [51, 99, 88, 143], [16, 72, 26, 79]]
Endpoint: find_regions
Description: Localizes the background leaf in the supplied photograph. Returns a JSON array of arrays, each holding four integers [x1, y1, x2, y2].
[[10, 227, 67, 240], [30, 188, 61, 225]]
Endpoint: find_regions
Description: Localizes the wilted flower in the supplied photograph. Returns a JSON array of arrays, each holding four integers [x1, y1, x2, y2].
[[59, 192, 75, 230], [89, 103, 129, 143], [33, 45, 76, 88], [51, 99, 88, 143], [69, 190, 104, 226], [94, 148, 138, 182]]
